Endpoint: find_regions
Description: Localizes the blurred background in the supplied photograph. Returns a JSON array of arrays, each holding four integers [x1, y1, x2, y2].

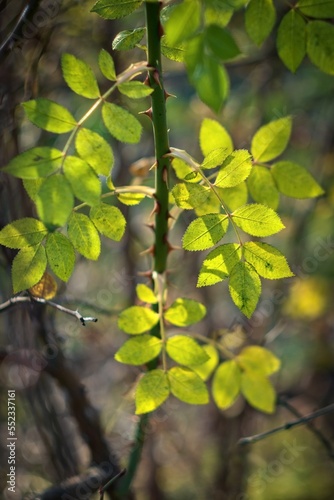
[[0, 1, 334, 498]]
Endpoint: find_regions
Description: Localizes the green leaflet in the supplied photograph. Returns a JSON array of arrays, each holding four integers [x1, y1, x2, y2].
[[212, 360, 241, 410], [90, 203, 126, 241], [3, 147, 62, 179], [204, 5, 233, 28], [171, 183, 211, 210], [135, 369, 170, 415], [172, 158, 201, 183], [164, 0, 200, 46], [61, 54, 100, 99], [277, 10, 306, 73], [75, 128, 114, 176], [161, 36, 186, 62], [232, 203, 285, 237], [118, 306, 159, 334], [191, 344, 219, 381], [12, 244, 47, 293], [117, 193, 146, 206], [247, 166, 279, 209], [204, 24, 241, 61], [67, 212, 101, 260], [182, 214, 229, 251], [45, 232, 75, 282], [23, 99, 76, 134], [241, 371, 276, 413], [243, 242, 294, 279], [91, 0, 143, 19], [112, 28, 146, 50], [251, 116, 292, 162], [0, 218, 48, 249], [272, 161, 324, 198], [199, 118, 233, 157], [307, 21, 334, 75], [214, 150, 252, 188], [115, 335, 162, 365], [118, 81, 154, 99], [186, 36, 229, 113], [164, 298, 206, 327], [98, 49, 116, 81], [166, 335, 209, 367], [35, 175, 74, 228], [245, 0, 276, 46], [194, 191, 220, 216], [229, 261, 261, 318], [63, 156, 101, 207], [197, 243, 242, 287], [237, 346, 281, 376], [136, 284, 157, 304], [102, 102, 142, 144], [201, 148, 229, 169], [168, 367, 209, 405], [23, 180, 45, 204], [297, 0, 334, 18], [217, 183, 248, 212]]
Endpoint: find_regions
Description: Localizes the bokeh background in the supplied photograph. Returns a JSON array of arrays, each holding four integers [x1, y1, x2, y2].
[[0, 1, 334, 499]]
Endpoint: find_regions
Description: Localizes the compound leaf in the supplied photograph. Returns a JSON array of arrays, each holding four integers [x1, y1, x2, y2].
[[232, 203, 284, 237], [3, 147, 62, 179], [215, 150, 252, 188], [12, 244, 47, 293], [237, 345, 281, 376], [251, 116, 292, 162], [115, 335, 162, 365], [229, 261, 261, 318], [135, 369, 170, 415], [102, 102, 142, 143], [168, 367, 209, 405], [243, 241, 294, 279], [67, 212, 101, 260], [35, 175, 74, 228], [0, 218, 48, 249], [45, 232, 75, 282], [90, 203, 126, 241], [212, 360, 241, 410], [76, 128, 114, 176], [272, 161, 324, 198], [182, 214, 229, 251], [164, 298, 206, 327], [241, 371, 276, 413], [118, 306, 159, 335], [23, 99, 76, 133], [166, 335, 209, 367], [197, 243, 242, 287], [61, 53, 100, 99]]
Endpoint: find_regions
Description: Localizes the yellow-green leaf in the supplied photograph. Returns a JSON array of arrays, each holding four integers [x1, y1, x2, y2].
[[168, 367, 209, 405], [90, 203, 126, 241], [136, 284, 157, 304], [215, 150, 252, 188], [91, 0, 143, 19], [117, 193, 146, 205], [12, 244, 47, 293], [201, 148, 229, 170], [243, 241, 293, 280], [164, 0, 200, 46], [199, 118, 233, 157], [23, 99, 76, 133], [166, 335, 209, 367], [232, 203, 285, 237], [112, 28, 146, 51], [98, 49, 116, 81], [118, 306, 159, 335], [118, 81, 153, 99], [164, 298, 206, 327], [61, 53, 100, 99], [3, 147, 62, 179], [67, 212, 101, 260], [63, 156, 101, 206], [218, 182, 248, 212], [197, 243, 241, 287], [212, 360, 241, 410], [45, 232, 75, 282], [0, 218, 48, 249], [102, 102, 142, 144], [272, 161, 324, 198], [115, 335, 162, 365], [135, 369, 170, 415], [247, 166, 279, 209], [35, 175, 74, 228], [241, 371, 276, 413], [251, 116, 292, 162], [237, 346, 281, 376], [229, 261, 261, 318], [76, 128, 114, 176], [191, 344, 219, 381], [182, 214, 229, 251], [171, 183, 211, 210]]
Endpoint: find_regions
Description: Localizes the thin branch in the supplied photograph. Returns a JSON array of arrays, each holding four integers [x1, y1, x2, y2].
[[99, 468, 126, 500], [278, 397, 334, 460], [238, 403, 334, 446], [0, 295, 97, 325]]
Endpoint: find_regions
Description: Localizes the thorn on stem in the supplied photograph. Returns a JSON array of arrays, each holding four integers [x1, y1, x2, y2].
[[139, 108, 153, 120]]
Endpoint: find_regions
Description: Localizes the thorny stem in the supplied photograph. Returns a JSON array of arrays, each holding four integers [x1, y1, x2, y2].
[[115, 1, 171, 496]]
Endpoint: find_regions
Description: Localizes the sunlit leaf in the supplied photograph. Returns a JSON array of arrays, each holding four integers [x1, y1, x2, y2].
[[164, 0, 200, 46], [232, 203, 284, 237], [214, 150, 252, 188], [90, 203, 126, 241], [61, 53, 100, 99], [3, 147, 62, 179], [197, 243, 241, 287], [0, 218, 48, 249], [229, 261, 261, 318], [164, 298, 206, 327], [243, 242, 294, 279], [237, 346, 281, 376], [166, 335, 209, 367], [168, 367, 209, 404], [63, 156, 101, 206], [76, 128, 114, 176], [112, 28, 146, 50], [172, 183, 211, 210], [45, 232, 75, 282], [118, 306, 159, 334], [91, 0, 143, 19], [98, 49, 116, 81], [118, 81, 153, 99], [182, 214, 229, 251], [191, 344, 219, 381], [136, 284, 157, 304], [67, 212, 101, 260], [135, 369, 170, 414], [23, 99, 76, 133], [115, 335, 162, 365], [35, 175, 74, 228], [212, 360, 241, 410], [12, 244, 47, 293], [199, 118, 233, 157], [251, 116, 292, 162], [102, 102, 142, 143], [272, 161, 324, 198]]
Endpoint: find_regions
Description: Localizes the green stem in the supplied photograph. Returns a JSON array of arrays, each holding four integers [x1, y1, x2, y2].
[[116, 1, 170, 496]]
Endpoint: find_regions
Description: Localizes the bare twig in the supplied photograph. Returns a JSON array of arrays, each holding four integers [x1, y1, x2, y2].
[[0, 295, 97, 325], [99, 468, 126, 500], [238, 403, 334, 446]]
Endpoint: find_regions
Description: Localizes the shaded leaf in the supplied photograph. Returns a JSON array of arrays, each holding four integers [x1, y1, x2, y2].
[[23, 179, 44, 202], [201, 148, 229, 169], [272, 161, 325, 198], [118, 81, 153, 99], [45, 232, 75, 282], [205, 24, 241, 61], [191, 344, 219, 381], [67, 212, 101, 260], [298, 0, 334, 18], [247, 166, 279, 209], [29, 272, 57, 300], [115, 335, 162, 365], [118, 306, 159, 335], [182, 214, 229, 251], [23, 99, 76, 133], [277, 10, 306, 73], [217, 183, 248, 212], [307, 21, 334, 75], [245, 0, 276, 46], [161, 36, 186, 62], [172, 158, 201, 183], [212, 360, 241, 410], [135, 369, 170, 415], [164, 0, 200, 46], [35, 175, 74, 228], [229, 261, 261, 318], [63, 156, 101, 206], [172, 183, 211, 210], [91, 0, 143, 19]]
